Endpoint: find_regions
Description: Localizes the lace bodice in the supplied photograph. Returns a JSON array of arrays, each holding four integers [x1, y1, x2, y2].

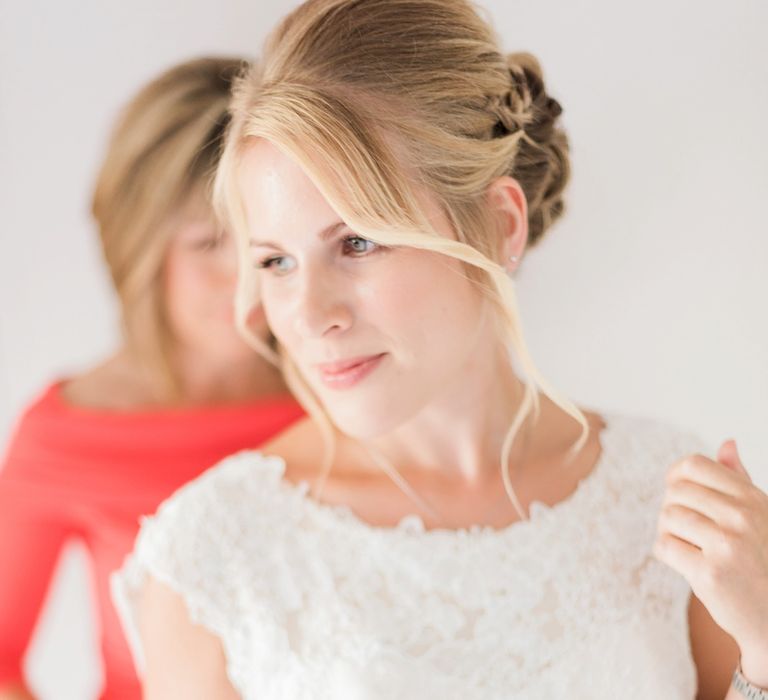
[[111, 413, 708, 699]]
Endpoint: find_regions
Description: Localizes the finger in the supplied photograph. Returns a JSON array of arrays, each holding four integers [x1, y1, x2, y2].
[[717, 439, 752, 482], [658, 503, 722, 552], [663, 479, 740, 528], [666, 454, 749, 498], [653, 531, 702, 582]]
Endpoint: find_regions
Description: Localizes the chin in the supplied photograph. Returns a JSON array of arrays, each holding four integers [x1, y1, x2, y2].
[[320, 393, 413, 441]]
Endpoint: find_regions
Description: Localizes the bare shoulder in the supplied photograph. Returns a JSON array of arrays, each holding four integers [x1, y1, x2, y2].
[[139, 575, 241, 700], [260, 417, 328, 477], [688, 593, 739, 700], [261, 415, 322, 453]]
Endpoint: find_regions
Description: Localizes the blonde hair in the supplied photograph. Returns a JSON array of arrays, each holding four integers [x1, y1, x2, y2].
[[91, 56, 247, 400], [215, 0, 588, 519]]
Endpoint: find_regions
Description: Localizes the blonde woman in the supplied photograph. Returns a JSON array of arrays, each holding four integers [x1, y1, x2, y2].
[[113, 2, 768, 698], [0, 58, 303, 700]]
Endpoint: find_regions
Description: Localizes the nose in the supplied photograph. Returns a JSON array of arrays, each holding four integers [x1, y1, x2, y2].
[[291, 262, 354, 339]]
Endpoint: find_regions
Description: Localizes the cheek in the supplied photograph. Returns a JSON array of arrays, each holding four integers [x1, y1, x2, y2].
[[165, 259, 200, 310], [164, 254, 227, 330], [355, 269, 411, 324], [374, 254, 479, 351], [259, 281, 290, 342], [258, 251, 480, 356]]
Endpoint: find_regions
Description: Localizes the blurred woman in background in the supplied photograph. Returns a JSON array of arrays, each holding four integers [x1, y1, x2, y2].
[[0, 56, 303, 700]]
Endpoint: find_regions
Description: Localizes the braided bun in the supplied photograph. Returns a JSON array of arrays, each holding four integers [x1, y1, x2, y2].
[[496, 52, 570, 247]]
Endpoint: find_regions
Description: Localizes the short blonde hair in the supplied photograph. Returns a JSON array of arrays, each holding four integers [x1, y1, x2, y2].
[[215, 0, 587, 517], [92, 56, 247, 399]]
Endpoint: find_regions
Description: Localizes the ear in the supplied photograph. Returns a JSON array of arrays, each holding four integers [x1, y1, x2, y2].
[[487, 176, 529, 272]]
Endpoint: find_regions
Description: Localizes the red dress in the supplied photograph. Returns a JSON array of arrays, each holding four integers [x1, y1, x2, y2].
[[0, 381, 304, 699]]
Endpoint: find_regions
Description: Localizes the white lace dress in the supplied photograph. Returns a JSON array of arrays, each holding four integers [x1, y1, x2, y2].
[[111, 413, 708, 699]]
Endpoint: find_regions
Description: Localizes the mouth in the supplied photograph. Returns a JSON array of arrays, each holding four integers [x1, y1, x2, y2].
[[314, 353, 387, 389]]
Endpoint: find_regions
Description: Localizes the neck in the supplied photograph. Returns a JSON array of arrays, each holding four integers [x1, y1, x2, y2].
[[364, 343, 536, 488], [168, 344, 288, 405]]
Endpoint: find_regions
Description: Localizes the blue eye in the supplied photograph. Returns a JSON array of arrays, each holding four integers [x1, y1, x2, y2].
[[257, 255, 296, 274], [343, 235, 378, 255], [256, 235, 379, 273]]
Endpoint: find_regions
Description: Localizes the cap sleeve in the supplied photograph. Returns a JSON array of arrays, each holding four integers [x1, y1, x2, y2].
[[110, 450, 286, 677]]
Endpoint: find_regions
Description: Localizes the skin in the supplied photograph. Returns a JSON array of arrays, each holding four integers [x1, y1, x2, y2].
[[0, 686, 34, 700], [657, 442, 768, 695], [62, 197, 286, 410], [0, 199, 287, 700], [138, 140, 765, 698]]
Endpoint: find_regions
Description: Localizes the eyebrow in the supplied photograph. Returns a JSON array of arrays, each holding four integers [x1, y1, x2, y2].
[[248, 221, 347, 249]]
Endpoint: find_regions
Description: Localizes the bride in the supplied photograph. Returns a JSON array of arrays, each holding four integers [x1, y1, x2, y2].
[[112, 0, 768, 697]]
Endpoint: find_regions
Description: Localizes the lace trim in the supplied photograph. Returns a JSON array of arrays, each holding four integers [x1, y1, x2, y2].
[[233, 411, 621, 539], [112, 411, 703, 698]]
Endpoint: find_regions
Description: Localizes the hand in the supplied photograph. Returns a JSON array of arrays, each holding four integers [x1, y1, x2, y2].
[[653, 440, 768, 673]]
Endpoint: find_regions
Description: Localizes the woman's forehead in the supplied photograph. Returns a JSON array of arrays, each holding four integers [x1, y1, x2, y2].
[[238, 136, 458, 248], [239, 140, 343, 245]]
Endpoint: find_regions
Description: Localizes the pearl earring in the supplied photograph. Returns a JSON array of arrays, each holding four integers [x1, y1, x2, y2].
[[509, 254, 519, 263]]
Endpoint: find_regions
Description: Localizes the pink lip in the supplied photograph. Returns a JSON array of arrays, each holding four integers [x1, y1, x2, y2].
[[315, 353, 386, 389]]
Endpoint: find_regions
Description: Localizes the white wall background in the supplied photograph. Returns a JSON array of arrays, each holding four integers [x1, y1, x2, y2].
[[0, 0, 766, 697]]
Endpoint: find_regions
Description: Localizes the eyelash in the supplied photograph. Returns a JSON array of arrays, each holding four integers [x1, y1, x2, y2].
[[257, 235, 381, 271]]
